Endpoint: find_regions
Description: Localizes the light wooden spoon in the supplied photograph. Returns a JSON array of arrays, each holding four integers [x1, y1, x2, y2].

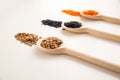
[[37, 37, 120, 73], [62, 22, 120, 42], [81, 13, 120, 24]]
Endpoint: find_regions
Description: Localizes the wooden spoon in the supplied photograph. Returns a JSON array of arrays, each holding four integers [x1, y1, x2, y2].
[[37, 37, 120, 73], [62, 22, 120, 42], [81, 13, 120, 24]]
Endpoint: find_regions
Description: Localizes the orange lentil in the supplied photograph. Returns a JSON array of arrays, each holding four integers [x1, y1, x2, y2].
[[82, 10, 99, 16], [62, 10, 81, 16]]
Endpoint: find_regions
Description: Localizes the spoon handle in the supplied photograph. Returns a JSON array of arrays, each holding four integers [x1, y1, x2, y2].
[[64, 48, 120, 73], [100, 15, 120, 24], [86, 28, 120, 42]]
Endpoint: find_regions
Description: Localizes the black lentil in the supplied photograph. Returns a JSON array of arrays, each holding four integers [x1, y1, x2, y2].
[[64, 21, 82, 28], [41, 19, 62, 28]]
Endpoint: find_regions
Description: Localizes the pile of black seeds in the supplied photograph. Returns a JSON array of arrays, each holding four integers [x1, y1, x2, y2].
[[41, 19, 62, 28], [64, 21, 82, 28]]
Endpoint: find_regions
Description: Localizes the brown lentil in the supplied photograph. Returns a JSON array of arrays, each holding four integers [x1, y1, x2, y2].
[[15, 32, 41, 46], [40, 37, 63, 49]]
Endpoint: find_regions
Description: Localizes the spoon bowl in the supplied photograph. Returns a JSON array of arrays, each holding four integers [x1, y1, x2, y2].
[[37, 37, 66, 55], [62, 22, 87, 33], [81, 13, 102, 20]]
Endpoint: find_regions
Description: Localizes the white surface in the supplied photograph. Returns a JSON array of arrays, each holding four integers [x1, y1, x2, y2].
[[0, 0, 120, 80]]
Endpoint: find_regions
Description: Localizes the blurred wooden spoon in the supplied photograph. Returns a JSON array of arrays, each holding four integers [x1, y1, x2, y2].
[[81, 10, 120, 24], [62, 22, 120, 42], [37, 37, 120, 73]]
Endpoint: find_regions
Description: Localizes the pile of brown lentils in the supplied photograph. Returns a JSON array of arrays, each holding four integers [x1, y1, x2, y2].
[[15, 32, 40, 46], [40, 37, 63, 49]]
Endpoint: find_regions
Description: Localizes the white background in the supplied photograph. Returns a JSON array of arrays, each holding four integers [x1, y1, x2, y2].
[[0, 0, 120, 80]]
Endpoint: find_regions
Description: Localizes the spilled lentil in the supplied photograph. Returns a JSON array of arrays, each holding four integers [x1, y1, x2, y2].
[[15, 32, 41, 46], [62, 10, 81, 16], [41, 19, 62, 28]]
